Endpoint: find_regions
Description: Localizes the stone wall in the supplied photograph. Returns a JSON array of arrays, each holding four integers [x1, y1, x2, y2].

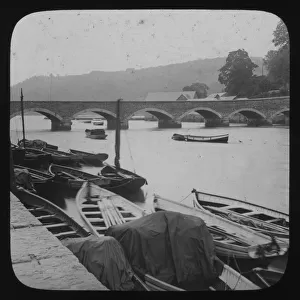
[[10, 192, 108, 290]]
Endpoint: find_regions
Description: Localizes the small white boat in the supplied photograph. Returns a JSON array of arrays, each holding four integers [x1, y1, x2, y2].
[[192, 189, 289, 238], [76, 182, 149, 237], [92, 119, 104, 126]]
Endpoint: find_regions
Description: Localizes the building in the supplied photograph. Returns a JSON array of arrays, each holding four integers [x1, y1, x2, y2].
[[203, 92, 247, 101], [144, 91, 197, 101]]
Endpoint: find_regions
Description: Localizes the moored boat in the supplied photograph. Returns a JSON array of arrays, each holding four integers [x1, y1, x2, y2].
[[192, 189, 289, 233], [105, 209, 260, 291], [24, 147, 79, 166], [76, 181, 149, 237], [92, 119, 104, 126], [14, 164, 55, 185], [49, 163, 111, 190], [69, 149, 108, 165], [99, 164, 147, 193], [12, 146, 53, 169], [152, 194, 288, 259], [14, 188, 91, 240], [18, 138, 58, 150], [85, 129, 107, 139], [172, 133, 229, 143]]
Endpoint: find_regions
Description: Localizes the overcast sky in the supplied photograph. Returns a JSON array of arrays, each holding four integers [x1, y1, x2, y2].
[[10, 10, 281, 85]]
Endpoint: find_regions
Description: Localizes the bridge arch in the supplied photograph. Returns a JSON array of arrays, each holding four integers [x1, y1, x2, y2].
[[178, 107, 222, 121], [126, 108, 174, 121], [271, 108, 290, 119], [10, 108, 63, 122], [72, 108, 116, 120], [228, 108, 267, 120]]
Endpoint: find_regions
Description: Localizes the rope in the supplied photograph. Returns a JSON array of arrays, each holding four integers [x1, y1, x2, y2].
[[179, 192, 193, 203], [124, 130, 136, 173]]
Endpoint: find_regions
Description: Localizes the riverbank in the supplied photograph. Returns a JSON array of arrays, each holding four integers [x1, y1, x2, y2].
[[10, 192, 108, 290]]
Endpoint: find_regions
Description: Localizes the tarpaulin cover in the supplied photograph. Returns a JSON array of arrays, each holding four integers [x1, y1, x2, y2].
[[14, 168, 35, 191], [105, 211, 219, 289], [62, 235, 134, 291]]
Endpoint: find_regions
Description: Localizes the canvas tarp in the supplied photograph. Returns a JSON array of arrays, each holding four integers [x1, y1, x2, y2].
[[105, 211, 220, 289], [62, 235, 135, 291], [14, 168, 35, 191]]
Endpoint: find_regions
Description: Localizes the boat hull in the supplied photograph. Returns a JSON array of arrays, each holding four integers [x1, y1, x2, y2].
[[192, 189, 289, 229], [100, 164, 147, 193], [14, 189, 90, 239], [76, 182, 149, 237], [152, 195, 288, 259], [172, 134, 229, 143], [86, 134, 107, 139], [49, 164, 111, 190]]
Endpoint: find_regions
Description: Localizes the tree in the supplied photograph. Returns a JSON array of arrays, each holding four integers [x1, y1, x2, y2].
[[263, 19, 290, 90], [182, 82, 209, 98], [243, 75, 274, 98], [218, 49, 258, 96], [272, 19, 289, 49]]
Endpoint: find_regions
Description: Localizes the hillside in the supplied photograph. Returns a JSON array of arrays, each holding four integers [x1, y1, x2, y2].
[[11, 57, 263, 102]]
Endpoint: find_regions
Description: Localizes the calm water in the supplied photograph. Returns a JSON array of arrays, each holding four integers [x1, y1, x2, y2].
[[10, 115, 289, 227]]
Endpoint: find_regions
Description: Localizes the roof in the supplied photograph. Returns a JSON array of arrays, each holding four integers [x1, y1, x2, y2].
[[203, 93, 238, 101], [144, 91, 196, 101], [220, 96, 238, 101], [206, 92, 227, 98]]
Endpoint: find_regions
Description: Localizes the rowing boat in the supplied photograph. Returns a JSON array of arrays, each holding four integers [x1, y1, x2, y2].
[[48, 164, 111, 190], [42, 147, 83, 164], [192, 189, 289, 237], [14, 188, 91, 240], [17, 138, 58, 150], [14, 164, 54, 185], [92, 120, 104, 126], [76, 182, 149, 237], [85, 129, 107, 139], [104, 207, 260, 291], [143, 257, 260, 291], [152, 194, 288, 259], [25, 147, 78, 165], [172, 133, 229, 143], [69, 149, 108, 165], [99, 164, 147, 193], [12, 146, 53, 169]]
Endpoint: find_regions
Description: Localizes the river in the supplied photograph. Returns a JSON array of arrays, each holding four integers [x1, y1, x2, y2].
[[10, 115, 289, 228]]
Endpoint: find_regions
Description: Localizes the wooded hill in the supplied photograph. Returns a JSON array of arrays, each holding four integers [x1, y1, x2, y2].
[[11, 57, 263, 102]]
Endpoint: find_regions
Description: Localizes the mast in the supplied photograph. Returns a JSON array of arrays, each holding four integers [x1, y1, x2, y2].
[[114, 98, 122, 169], [10, 139, 17, 193], [20, 88, 26, 147]]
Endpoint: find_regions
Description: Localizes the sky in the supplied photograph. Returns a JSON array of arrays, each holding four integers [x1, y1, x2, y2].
[[10, 10, 281, 85]]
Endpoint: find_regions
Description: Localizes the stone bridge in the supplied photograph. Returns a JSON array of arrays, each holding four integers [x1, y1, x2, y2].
[[10, 96, 290, 130]]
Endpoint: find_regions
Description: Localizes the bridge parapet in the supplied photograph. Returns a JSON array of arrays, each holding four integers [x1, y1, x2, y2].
[[10, 96, 289, 130]]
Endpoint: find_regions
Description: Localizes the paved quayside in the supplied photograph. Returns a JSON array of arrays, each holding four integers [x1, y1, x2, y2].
[[10, 192, 108, 290]]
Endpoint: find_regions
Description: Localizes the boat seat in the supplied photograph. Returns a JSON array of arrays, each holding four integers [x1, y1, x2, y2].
[[93, 226, 107, 231], [82, 210, 101, 215], [36, 214, 56, 220], [242, 212, 260, 216], [265, 218, 286, 223], [87, 217, 104, 222], [123, 216, 139, 221], [45, 222, 70, 229], [54, 231, 77, 238], [27, 207, 46, 212], [81, 204, 99, 208]]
